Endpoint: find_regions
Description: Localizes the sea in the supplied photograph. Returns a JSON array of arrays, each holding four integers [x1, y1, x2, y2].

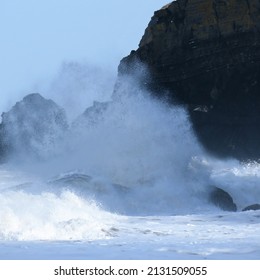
[[0, 70, 260, 260]]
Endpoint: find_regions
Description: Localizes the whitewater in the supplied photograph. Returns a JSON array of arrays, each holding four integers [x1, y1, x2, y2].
[[0, 69, 260, 260]]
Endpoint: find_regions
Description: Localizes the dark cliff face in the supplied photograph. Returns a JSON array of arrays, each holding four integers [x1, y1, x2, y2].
[[118, 0, 260, 160]]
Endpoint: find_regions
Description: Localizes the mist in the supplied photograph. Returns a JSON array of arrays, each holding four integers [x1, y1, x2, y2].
[[40, 61, 116, 121], [0, 0, 168, 114], [3, 52, 259, 216], [0, 57, 217, 215]]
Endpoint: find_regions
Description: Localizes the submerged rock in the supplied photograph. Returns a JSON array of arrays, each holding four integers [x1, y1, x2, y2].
[[209, 186, 237, 212], [242, 204, 260, 211], [118, 0, 260, 160], [0, 93, 68, 160], [48, 172, 129, 195], [48, 173, 92, 188]]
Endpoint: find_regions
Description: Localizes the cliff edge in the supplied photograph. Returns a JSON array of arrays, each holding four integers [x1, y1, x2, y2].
[[119, 0, 260, 160]]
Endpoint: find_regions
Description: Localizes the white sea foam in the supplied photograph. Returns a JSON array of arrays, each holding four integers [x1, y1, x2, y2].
[[209, 160, 260, 209], [0, 181, 120, 241], [0, 64, 260, 250]]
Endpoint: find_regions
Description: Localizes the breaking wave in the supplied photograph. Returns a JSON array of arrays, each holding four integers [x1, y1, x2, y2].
[[0, 63, 260, 241]]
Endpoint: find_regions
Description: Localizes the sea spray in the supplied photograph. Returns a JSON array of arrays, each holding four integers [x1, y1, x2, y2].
[[0, 63, 260, 243], [0, 187, 120, 241], [0, 63, 214, 218], [42, 62, 115, 121]]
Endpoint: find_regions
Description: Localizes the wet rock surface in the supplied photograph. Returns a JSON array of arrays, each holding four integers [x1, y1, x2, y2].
[[209, 186, 237, 212], [242, 203, 260, 211]]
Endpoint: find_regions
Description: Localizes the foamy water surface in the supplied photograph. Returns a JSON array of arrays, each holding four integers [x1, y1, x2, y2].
[[0, 75, 260, 259]]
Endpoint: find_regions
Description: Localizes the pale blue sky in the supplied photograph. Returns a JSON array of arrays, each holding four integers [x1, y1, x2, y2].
[[0, 0, 168, 113]]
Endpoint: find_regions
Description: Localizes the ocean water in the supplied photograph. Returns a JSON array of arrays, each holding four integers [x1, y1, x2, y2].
[[0, 72, 260, 260]]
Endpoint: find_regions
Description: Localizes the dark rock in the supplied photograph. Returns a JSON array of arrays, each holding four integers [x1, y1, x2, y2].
[[118, 0, 260, 160], [242, 204, 260, 211], [0, 93, 68, 159], [209, 186, 237, 212]]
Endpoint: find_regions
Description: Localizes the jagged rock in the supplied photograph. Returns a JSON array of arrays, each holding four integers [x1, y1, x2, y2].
[[72, 101, 111, 130], [80, 101, 110, 124], [118, 0, 260, 160], [242, 204, 260, 211], [0, 93, 68, 159], [209, 186, 237, 211]]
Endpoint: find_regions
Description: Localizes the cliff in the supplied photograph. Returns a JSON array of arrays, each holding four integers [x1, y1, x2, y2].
[[118, 0, 260, 160]]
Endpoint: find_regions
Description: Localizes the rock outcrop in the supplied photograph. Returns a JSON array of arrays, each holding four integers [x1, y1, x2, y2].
[[118, 0, 260, 160], [0, 93, 68, 160], [72, 101, 111, 129], [242, 203, 260, 211], [209, 186, 237, 211]]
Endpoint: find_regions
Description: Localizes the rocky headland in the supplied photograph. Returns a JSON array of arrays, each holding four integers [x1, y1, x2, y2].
[[118, 0, 260, 160]]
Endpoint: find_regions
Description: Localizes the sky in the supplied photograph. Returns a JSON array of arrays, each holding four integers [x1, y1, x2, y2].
[[0, 0, 168, 115]]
